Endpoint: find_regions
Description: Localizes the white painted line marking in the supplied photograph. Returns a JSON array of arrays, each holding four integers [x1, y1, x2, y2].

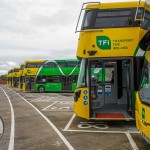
[[42, 102, 58, 111], [26, 94, 34, 97], [64, 129, 139, 134], [125, 132, 139, 150], [59, 107, 71, 110], [31, 96, 60, 102], [45, 106, 73, 112], [80, 121, 107, 124], [52, 140, 63, 146], [31, 96, 50, 101], [63, 114, 76, 131], [78, 122, 109, 130], [0, 87, 15, 150], [31, 97, 43, 101], [10, 88, 75, 150], [56, 101, 73, 103]]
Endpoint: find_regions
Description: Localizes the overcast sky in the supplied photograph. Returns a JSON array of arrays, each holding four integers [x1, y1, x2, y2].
[[0, 0, 140, 75]]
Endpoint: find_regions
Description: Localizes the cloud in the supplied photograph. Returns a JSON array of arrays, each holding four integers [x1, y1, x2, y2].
[[0, 60, 18, 74], [0, 0, 140, 75], [0, 70, 7, 75], [6, 61, 17, 66]]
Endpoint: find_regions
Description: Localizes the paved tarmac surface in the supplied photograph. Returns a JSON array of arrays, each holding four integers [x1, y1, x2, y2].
[[0, 85, 150, 150]]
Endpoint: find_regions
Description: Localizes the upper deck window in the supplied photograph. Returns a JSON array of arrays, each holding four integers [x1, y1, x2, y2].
[[26, 63, 43, 68], [82, 10, 93, 29], [57, 62, 67, 67], [14, 69, 19, 72], [67, 61, 79, 67], [21, 65, 25, 70], [81, 8, 141, 30], [43, 62, 57, 68], [95, 9, 133, 28]]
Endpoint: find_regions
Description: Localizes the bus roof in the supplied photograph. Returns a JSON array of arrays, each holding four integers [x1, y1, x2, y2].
[[8, 69, 13, 73], [54, 59, 79, 62], [20, 63, 25, 66], [20, 63, 25, 68], [8, 69, 13, 72], [25, 60, 45, 64], [86, 1, 149, 10], [13, 67, 20, 70]]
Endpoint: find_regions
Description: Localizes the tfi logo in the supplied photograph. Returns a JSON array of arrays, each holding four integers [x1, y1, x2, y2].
[[142, 108, 145, 119], [96, 36, 111, 50], [27, 70, 31, 73]]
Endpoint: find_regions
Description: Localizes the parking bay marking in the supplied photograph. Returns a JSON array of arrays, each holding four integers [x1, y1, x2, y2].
[[78, 122, 109, 130], [31, 96, 59, 102], [42, 101, 73, 112], [9, 88, 75, 150], [7, 87, 139, 150], [64, 114, 139, 133], [50, 106, 73, 112], [64, 114, 139, 150], [0, 87, 15, 150], [42, 102, 58, 111]]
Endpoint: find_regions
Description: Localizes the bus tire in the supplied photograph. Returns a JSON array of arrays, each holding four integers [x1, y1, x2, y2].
[[38, 86, 45, 93]]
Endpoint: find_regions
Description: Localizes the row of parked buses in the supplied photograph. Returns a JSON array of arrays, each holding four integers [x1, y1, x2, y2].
[[74, 0, 150, 144], [7, 59, 80, 93], [6, 0, 150, 145]]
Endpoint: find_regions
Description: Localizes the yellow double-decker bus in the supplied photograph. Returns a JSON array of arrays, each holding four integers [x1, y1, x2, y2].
[[7, 69, 13, 86], [12, 67, 20, 87], [18, 63, 25, 89], [74, 0, 150, 143], [22, 60, 45, 91], [136, 50, 150, 144]]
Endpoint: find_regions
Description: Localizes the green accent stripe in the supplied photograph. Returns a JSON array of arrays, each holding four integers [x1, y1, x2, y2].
[[134, 46, 139, 56]]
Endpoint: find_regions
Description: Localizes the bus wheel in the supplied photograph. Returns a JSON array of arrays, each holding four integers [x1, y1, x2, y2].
[[38, 86, 45, 93]]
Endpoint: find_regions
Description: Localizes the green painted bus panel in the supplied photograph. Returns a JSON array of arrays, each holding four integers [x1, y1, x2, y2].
[[46, 83, 62, 92], [39, 68, 62, 76], [72, 83, 77, 92], [36, 83, 62, 92], [38, 67, 80, 76]]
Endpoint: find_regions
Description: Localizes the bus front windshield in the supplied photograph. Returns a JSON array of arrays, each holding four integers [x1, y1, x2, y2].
[[76, 59, 86, 88], [139, 60, 150, 105]]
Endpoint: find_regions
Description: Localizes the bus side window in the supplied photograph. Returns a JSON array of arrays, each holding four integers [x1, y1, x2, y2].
[[44, 62, 56, 67], [37, 76, 46, 83], [47, 76, 60, 83], [68, 76, 72, 83], [72, 76, 78, 82]]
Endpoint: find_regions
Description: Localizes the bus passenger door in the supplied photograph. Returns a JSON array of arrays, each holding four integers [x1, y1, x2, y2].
[[30, 77, 35, 90], [61, 76, 67, 91], [25, 76, 30, 90], [89, 59, 134, 119], [90, 60, 117, 110], [61, 75, 72, 91]]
